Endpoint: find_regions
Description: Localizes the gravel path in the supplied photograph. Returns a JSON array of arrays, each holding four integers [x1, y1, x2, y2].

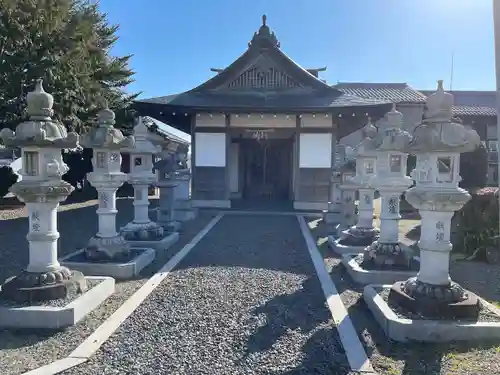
[[62, 214, 353, 375], [0, 197, 216, 375], [307, 217, 500, 375]]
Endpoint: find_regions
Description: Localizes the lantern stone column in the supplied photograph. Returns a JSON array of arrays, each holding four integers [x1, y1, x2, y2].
[[390, 80, 482, 319], [0, 80, 83, 302], [323, 144, 345, 226], [173, 144, 197, 222], [361, 105, 415, 268], [80, 105, 134, 260], [338, 173, 357, 231], [330, 119, 380, 254], [154, 146, 183, 232]]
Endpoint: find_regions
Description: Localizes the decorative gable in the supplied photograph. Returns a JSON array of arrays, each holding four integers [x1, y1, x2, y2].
[[226, 54, 303, 90]]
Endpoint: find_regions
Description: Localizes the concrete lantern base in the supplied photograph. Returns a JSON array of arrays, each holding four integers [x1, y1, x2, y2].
[[322, 209, 342, 225], [0, 276, 115, 329], [173, 199, 198, 222], [363, 284, 500, 342], [60, 248, 155, 280], [329, 225, 379, 255], [341, 253, 419, 285], [126, 232, 179, 251], [328, 236, 367, 255]]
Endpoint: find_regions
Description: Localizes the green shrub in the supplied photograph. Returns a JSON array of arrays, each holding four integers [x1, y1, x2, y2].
[[459, 142, 488, 190], [0, 166, 18, 197], [453, 187, 499, 257]]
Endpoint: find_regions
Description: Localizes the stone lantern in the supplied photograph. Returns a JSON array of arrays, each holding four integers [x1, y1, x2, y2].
[[172, 143, 197, 222], [388, 80, 481, 319], [342, 105, 417, 285], [120, 117, 179, 249], [79, 103, 134, 260], [329, 119, 380, 254], [0, 80, 81, 302], [323, 143, 346, 229], [154, 145, 189, 231]]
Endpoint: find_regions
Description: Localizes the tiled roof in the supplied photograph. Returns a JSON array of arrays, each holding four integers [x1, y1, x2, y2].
[[452, 105, 497, 117], [420, 90, 496, 107], [421, 90, 497, 117], [333, 82, 427, 104], [137, 90, 392, 111]]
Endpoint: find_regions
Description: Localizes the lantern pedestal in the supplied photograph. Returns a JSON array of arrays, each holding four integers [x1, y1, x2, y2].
[[363, 80, 500, 343], [173, 176, 197, 222], [322, 172, 343, 227], [121, 182, 179, 251], [330, 188, 379, 255], [0, 181, 81, 302], [344, 184, 418, 285], [61, 177, 156, 279], [0, 80, 115, 329], [331, 180, 357, 238], [85, 178, 129, 260], [157, 180, 181, 232]]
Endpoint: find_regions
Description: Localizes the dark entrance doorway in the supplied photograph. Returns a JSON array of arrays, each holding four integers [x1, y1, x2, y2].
[[240, 137, 293, 203]]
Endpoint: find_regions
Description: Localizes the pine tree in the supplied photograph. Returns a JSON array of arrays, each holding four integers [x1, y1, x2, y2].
[[0, 0, 138, 134]]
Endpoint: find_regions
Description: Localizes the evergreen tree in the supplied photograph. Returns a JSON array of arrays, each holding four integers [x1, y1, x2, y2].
[[0, 0, 138, 134]]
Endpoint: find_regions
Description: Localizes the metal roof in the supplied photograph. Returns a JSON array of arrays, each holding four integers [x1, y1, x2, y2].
[[142, 116, 191, 144]]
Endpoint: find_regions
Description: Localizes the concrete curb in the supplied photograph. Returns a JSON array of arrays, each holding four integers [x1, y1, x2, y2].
[[297, 215, 375, 374], [0, 277, 115, 330]]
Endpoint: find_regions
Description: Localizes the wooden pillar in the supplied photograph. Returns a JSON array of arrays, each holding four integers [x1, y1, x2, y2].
[[293, 115, 301, 201], [190, 114, 197, 200], [224, 114, 231, 204]]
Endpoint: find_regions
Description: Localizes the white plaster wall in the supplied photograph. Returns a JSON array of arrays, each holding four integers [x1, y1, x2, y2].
[[301, 114, 332, 128], [194, 133, 226, 167], [339, 104, 425, 147], [299, 133, 332, 168], [195, 113, 226, 127], [230, 114, 296, 128], [488, 124, 497, 140], [229, 143, 239, 193]]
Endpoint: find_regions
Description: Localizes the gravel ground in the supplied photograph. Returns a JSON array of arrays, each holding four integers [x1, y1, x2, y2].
[[62, 214, 354, 375], [0, 197, 216, 375], [307, 217, 500, 375]]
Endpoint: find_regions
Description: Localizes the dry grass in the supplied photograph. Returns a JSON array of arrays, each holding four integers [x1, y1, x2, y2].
[[308, 199, 500, 375]]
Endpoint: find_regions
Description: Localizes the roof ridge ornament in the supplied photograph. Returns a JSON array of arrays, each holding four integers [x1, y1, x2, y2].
[[422, 79, 454, 123], [386, 103, 404, 129], [248, 14, 280, 49], [406, 79, 480, 153]]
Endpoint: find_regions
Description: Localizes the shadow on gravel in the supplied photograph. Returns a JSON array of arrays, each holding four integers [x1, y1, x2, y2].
[[244, 277, 353, 374], [0, 327, 64, 350]]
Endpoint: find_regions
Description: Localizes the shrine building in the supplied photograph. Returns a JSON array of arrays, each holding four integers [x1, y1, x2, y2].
[[134, 15, 394, 210]]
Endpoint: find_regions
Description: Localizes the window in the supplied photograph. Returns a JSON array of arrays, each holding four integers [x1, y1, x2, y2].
[[24, 151, 38, 176], [488, 141, 498, 152], [365, 161, 374, 175], [437, 156, 453, 183], [390, 154, 402, 173], [96, 152, 106, 168], [134, 157, 142, 166]]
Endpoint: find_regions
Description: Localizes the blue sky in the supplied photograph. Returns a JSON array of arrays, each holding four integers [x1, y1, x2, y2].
[[99, 0, 494, 99]]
